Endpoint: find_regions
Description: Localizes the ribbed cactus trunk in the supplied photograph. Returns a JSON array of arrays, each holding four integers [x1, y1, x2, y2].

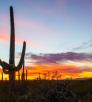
[[9, 71, 15, 83], [9, 6, 15, 83]]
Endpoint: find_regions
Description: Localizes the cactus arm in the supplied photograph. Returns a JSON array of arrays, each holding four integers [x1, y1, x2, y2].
[[3, 68, 9, 74], [15, 41, 26, 71], [0, 60, 10, 70], [9, 6, 15, 65]]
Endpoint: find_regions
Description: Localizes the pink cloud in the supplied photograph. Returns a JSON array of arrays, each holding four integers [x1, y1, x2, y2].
[[0, 29, 42, 49], [0, 15, 59, 49], [0, 16, 44, 48], [0, 31, 9, 43]]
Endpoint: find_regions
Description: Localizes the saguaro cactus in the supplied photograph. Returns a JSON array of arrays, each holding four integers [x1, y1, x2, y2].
[[0, 6, 26, 84], [25, 69, 28, 81], [21, 59, 25, 81], [18, 71, 20, 81], [2, 71, 3, 81]]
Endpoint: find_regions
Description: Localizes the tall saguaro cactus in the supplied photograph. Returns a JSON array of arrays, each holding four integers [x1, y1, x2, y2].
[[0, 6, 26, 84]]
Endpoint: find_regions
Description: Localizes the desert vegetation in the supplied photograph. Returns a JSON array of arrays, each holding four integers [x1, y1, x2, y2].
[[0, 80, 92, 102]]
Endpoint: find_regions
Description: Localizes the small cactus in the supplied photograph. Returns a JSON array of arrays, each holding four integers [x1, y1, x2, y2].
[[18, 71, 20, 81], [25, 69, 28, 81], [1, 71, 3, 81], [38, 73, 41, 80]]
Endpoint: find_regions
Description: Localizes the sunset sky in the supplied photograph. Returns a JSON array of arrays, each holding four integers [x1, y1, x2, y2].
[[0, 0, 92, 80]]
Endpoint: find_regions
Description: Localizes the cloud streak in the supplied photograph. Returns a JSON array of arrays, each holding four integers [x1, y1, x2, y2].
[[72, 39, 92, 51], [22, 52, 92, 65]]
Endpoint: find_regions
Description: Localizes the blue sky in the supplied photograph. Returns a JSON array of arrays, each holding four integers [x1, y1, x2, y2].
[[0, 0, 92, 62]]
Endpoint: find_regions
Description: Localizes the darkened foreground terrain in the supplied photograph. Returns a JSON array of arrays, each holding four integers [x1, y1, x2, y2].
[[0, 79, 92, 102]]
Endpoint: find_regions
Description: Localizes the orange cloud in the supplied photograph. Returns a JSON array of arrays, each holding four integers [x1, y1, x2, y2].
[[0, 32, 9, 43], [0, 62, 92, 80], [79, 72, 92, 78], [20, 63, 92, 80], [0, 31, 42, 49]]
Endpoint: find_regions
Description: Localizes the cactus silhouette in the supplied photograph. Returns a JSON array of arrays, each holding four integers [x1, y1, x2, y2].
[[1, 71, 3, 81], [38, 73, 41, 80], [18, 71, 20, 81], [25, 69, 28, 81], [21, 59, 25, 81], [0, 6, 26, 86]]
